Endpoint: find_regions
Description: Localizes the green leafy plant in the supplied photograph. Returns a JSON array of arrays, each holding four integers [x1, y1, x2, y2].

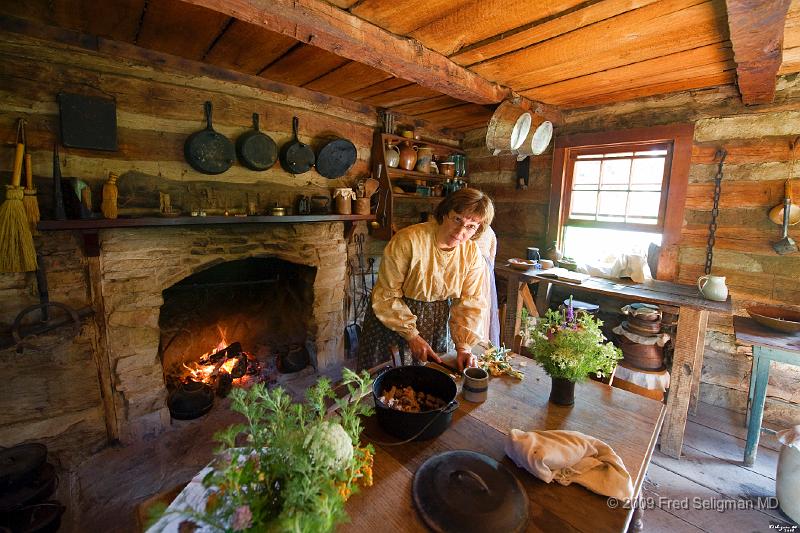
[[526, 298, 622, 382], [160, 368, 375, 532]]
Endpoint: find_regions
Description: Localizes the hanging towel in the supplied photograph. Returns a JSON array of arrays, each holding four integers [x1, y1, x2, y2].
[[505, 429, 634, 500]]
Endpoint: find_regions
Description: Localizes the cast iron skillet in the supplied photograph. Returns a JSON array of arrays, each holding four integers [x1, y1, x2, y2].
[[184, 101, 235, 175], [279, 116, 315, 174], [236, 113, 277, 171], [316, 137, 357, 179]]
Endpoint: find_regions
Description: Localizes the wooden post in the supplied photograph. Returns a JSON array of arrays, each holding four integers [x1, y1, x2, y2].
[[502, 271, 523, 350], [660, 307, 707, 458], [87, 255, 120, 442]]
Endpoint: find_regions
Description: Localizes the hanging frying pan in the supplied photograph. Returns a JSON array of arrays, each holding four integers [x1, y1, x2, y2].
[[236, 113, 277, 171], [316, 137, 357, 179], [184, 101, 235, 175], [279, 116, 315, 174]]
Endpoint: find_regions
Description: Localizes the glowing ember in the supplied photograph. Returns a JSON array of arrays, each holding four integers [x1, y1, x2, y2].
[[176, 334, 259, 389]]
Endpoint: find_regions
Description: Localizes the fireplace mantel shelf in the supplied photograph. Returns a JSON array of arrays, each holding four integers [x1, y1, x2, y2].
[[38, 214, 376, 257], [38, 214, 375, 231]]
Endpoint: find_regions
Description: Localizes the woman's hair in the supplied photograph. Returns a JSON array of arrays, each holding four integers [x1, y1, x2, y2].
[[433, 188, 495, 239]]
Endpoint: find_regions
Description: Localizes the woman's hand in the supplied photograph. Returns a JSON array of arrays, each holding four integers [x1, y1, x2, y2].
[[408, 335, 442, 364], [457, 349, 477, 372]]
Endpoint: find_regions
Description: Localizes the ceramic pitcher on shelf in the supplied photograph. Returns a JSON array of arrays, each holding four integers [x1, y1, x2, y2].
[[384, 143, 400, 168], [698, 274, 728, 301], [399, 141, 418, 171]]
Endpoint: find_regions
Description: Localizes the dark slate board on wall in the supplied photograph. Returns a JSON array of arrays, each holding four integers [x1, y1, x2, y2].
[[58, 93, 118, 151]]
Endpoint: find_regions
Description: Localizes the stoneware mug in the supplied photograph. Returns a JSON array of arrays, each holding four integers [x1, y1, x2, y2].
[[698, 274, 728, 302], [463, 366, 489, 403]]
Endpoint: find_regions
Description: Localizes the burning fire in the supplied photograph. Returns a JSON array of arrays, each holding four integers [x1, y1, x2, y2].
[[177, 331, 259, 388], [183, 336, 233, 382]]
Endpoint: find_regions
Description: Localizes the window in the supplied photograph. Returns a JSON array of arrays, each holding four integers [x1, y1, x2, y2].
[[547, 124, 694, 280]]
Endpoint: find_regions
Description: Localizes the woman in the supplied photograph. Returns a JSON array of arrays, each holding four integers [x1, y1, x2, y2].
[[358, 188, 494, 373]]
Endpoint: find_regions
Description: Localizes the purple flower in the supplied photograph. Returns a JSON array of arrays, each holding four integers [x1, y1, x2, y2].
[[231, 505, 253, 531], [566, 296, 574, 323]]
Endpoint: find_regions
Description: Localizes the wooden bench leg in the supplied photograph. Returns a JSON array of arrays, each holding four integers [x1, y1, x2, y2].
[[744, 348, 770, 467]]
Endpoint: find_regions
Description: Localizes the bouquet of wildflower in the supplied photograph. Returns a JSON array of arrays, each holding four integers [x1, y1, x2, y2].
[[526, 298, 622, 382], [157, 368, 375, 532]]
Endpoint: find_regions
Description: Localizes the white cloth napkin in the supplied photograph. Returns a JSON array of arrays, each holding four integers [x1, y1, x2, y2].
[[505, 429, 634, 500]]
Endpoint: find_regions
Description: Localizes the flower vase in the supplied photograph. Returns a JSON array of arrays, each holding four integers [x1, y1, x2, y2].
[[549, 377, 575, 406]]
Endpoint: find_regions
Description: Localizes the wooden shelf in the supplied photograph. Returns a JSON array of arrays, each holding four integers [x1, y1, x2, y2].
[[386, 167, 468, 182], [381, 133, 464, 155], [38, 214, 375, 231]]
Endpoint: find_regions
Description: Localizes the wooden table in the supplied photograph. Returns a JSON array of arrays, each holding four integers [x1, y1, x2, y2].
[[732, 315, 800, 466], [343, 364, 666, 533], [495, 264, 731, 459]]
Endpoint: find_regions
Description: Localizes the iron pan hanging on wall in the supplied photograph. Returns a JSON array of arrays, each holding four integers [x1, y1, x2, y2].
[[236, 113, 277, 171], [279, 116, 315, 174], [184, 101, 235, 175], [316, 138, 357, 179]]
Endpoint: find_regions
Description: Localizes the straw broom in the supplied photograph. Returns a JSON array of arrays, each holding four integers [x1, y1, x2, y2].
[[23, 153, 40, 235], [0, 141, 37, 272]]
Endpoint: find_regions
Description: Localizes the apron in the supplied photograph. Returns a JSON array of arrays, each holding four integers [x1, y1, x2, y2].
[[357, 297, 451, 371]]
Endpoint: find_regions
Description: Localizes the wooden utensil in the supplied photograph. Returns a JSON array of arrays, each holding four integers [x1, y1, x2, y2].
[[364, 178, 380, 198]]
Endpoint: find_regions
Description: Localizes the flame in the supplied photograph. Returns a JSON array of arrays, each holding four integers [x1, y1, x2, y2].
[[180, 330, 237, 383]]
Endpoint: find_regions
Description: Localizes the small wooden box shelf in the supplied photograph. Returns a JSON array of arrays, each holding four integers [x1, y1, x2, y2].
[[371, 132, 467, 240]]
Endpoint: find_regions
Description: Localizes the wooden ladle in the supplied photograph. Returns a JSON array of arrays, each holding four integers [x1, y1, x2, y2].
[[768, 179, 800, 226]]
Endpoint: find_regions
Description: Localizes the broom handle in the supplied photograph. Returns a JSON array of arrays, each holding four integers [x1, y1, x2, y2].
[[24, 153, 33, 189], [11, 143, 24, 187]]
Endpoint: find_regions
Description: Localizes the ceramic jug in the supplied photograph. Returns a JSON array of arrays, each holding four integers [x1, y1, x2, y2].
[[698, 274, 728, 301], [415, 146, 434, 173], [384, 143, 400, 168], [398, 141, 418, 171]]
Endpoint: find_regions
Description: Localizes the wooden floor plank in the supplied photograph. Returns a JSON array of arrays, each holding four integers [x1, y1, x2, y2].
[[689, 400, 782, 451], [641, 462, 787, 531]]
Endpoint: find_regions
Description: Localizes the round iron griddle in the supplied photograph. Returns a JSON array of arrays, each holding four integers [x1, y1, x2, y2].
[[412, 450, 529, 533]]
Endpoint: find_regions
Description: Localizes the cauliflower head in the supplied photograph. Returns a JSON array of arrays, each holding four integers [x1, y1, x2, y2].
[[303, 421, 354, 471]]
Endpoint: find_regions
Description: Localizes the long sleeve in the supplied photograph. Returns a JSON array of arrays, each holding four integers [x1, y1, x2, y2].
[[449, 251, 486, 351], [371, 231, 420, 340]]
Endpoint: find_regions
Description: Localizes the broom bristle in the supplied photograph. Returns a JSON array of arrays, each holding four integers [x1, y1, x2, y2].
[[23, 188, 40, 235], [0, 187, 37, 273]]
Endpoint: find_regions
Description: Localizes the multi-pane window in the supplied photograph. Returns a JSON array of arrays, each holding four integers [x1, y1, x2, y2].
[[565, 143, 671, 231]]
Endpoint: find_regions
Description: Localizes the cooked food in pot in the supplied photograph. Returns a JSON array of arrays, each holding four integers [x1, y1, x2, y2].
[[379, 385, 447, 413]]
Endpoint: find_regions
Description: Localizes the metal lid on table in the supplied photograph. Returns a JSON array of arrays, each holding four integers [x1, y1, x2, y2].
[[412, 450, 529, 533]]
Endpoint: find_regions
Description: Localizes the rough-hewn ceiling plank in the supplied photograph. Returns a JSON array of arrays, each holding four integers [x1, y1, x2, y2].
[[137, 0, 230, 59], [259, 44, 349, 86], [473, 0, 726, 91], [450, 0, 661, 66], [303, 61, 394, 96], [176, 0, 514, 105], [349, 0, 472, 36], [725, 0, 791, 104], [203, 20, 297, 74], [409, 0, 585, 56]]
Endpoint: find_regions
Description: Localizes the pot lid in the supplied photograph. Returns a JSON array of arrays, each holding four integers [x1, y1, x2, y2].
[[0, 443, 47, 492], [412, 450, 528, 533]]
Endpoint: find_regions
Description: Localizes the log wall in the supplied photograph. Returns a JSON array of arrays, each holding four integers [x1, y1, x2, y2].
[[470, 78, 800, 428], [0, 29, 453, 462]]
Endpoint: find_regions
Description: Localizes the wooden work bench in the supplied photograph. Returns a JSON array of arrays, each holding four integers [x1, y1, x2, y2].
[[496, 263, 731, 459]]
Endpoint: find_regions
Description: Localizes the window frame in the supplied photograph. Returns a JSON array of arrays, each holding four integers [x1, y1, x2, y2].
[[547, 124, 694, 281]]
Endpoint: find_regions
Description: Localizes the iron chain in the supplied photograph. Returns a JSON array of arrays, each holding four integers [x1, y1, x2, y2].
[[705, 150, 726, 275]]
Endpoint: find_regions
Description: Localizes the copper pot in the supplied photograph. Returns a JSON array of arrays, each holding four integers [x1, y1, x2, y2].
[[398, 141, 418, 171]]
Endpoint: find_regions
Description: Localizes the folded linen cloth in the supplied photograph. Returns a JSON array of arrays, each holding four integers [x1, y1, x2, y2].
[[505, 429, 634, 500]]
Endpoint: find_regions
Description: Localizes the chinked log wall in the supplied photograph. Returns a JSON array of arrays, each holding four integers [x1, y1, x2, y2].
[[0, 28, 462, 461], [469, 78, 800, 428]]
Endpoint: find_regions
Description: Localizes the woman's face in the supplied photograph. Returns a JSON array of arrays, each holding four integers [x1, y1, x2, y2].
[[437, 211, 482, 249]]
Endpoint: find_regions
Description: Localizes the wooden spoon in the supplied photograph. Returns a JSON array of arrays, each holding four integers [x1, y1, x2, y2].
[[768, 179, 800, 225]]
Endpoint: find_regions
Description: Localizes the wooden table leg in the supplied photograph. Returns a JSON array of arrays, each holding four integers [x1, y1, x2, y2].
[[688, 309, 709, 416], [503, 272, 523, 350], [744, 348, 770, 466], [660, 307, 708, 458], [534, 279, 552, 316], [746, 351, 758, 428]]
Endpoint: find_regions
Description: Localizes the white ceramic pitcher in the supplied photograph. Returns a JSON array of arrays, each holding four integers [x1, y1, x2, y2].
[[698, 274, 728, 301]]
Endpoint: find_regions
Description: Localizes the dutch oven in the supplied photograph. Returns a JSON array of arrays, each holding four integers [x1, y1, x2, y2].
[[167, 380, 214, 420], [373, 365, 458, 441]]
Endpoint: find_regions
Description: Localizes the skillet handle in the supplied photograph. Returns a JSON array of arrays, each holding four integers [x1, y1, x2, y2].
[[204, 101, 213, 130], [292, 116, 299, 140], [253, 113, 260, 132]]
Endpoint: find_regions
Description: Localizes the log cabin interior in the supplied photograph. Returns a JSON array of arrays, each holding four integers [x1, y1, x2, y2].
[[1, 0, 799, 531]]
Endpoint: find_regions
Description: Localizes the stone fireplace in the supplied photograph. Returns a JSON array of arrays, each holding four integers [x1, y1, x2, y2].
[[95, 222, 348, 443]]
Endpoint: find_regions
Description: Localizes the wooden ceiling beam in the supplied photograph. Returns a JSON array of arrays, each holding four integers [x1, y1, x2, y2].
[[725, 0, 791, 104], [176, 0, 533, 107]]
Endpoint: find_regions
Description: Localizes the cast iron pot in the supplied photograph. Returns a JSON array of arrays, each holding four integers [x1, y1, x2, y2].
[[373, 366, 458, 441]]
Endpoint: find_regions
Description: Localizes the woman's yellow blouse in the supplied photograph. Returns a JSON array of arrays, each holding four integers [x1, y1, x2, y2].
[[371, 221, 486, 351]]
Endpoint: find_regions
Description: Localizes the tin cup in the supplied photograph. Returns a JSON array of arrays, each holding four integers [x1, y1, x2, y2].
[[462, 366, 489, 403]]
